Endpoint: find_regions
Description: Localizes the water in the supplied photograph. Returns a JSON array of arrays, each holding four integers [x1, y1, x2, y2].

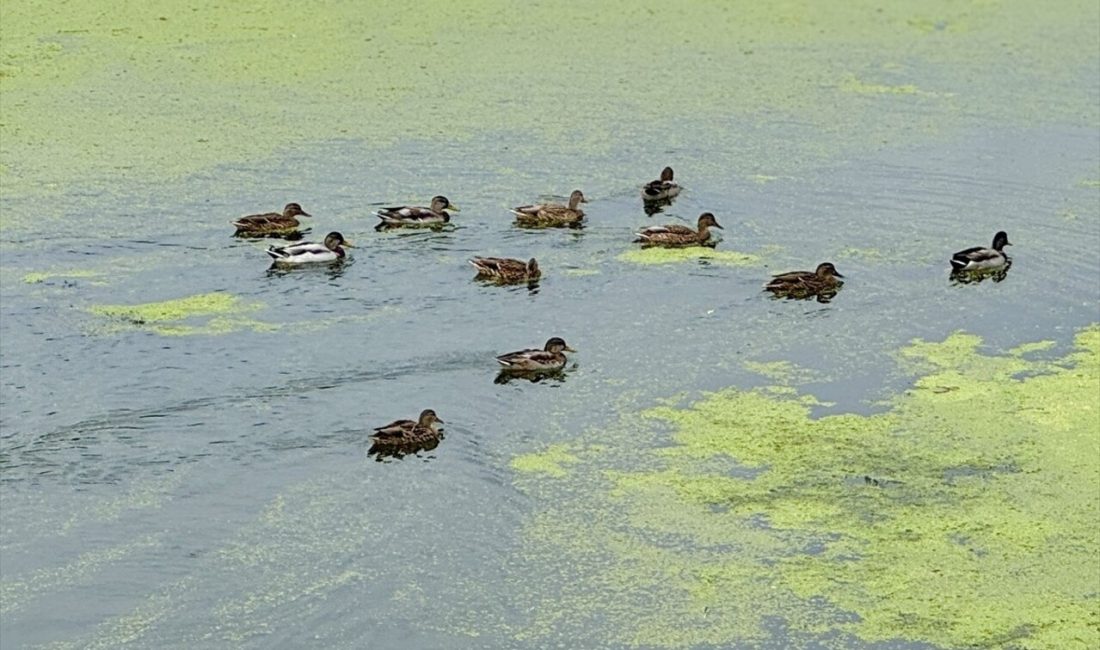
[[2, 3, 1099, 648]]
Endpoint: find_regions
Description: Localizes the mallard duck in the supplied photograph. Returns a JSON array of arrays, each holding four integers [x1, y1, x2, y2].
[[765, 262, 845, 300], [266, 231, 353, 265], [469, 256, 541, 284], [642, 167, 681, 201], [233, 203, 311, 236], [634, 212, 723, 247], [511, 190, 587, 227], [950, 231, 1011, 272], [369, 409, 444, 448], [496, 337, 576, 371], [374, 195, 459, 229]]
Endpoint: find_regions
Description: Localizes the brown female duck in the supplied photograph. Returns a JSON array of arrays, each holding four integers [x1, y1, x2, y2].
[[634, 212, 723, 247], [233, 202, 311, 236], [765, 262, 845, 300], [496, 337, 576, 372], [469, 256, 541, 284], [369, 409, 445, 448], [511, 190, 587, 227]]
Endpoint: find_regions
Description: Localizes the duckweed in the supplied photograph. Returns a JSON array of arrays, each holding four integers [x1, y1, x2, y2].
[[88, 292, 271, 336], [617, 248, 764, 267], [511, 325, 1100, 648]]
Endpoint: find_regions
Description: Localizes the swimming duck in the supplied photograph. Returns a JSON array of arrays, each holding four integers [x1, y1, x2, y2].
[[233, 202, 311, 236], [950, 231, 1011, 272], [469, 256, 541, 284], [765, 262, 845, 299], [511, 190, 587, 227], [634, 212, 723, 248], [266, 231, 353, 265], [642, 167, 681, 201], [369, 409, 445, 449], [375, 196, 459, 229], [496, 337, 576, 372]]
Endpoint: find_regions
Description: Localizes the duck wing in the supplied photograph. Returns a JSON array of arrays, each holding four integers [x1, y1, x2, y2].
[[266, 241, 336, 262], [371, 419, 416, 438], [470, 257, 525, 275], [234, 212, 287, 229], [495, 348, 544, 367], [376, 206, 447, 224]]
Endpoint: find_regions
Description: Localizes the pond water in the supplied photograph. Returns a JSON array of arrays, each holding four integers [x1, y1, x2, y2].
[[2, 2, 1098, 648]]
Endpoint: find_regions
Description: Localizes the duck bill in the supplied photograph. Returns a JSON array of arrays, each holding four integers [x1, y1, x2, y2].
[[833, 272, 845, 278], [342, 241, 355, 248], [713, 223, 724, 229], [564, 346, 577, 353], [447, 204, 461, 212], [301, 211, 312, 218], [434, 417, 445, 424]]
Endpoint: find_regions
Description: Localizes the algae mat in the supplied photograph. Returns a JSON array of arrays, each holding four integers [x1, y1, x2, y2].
[[509, 325, 1100, 648], [3, 0, 1098, 222]]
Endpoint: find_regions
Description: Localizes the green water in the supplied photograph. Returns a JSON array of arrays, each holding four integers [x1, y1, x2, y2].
[[1, 1, 1098, 648]]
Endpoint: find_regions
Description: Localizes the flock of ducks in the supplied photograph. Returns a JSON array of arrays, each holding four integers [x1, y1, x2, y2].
[[231, 166, 1014, 457]]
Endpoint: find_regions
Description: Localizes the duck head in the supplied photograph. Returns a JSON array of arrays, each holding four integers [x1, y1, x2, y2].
[[992, 231, 1012, 250], [431, 196, 460, 212], [568, 190, 588, 209], [283, 203, 311, 218], [815, 262, 844, 278], [526, 258, 540, 275], [697, 212, 723, 230], [418, 409, 444, 427], [660, 166, 675, 182], [544, 337, 577, 353], [323, 231, 354, 250]]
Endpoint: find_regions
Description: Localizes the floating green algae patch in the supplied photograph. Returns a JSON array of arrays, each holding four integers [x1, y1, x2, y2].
[[3, 0, 1098, 225], [21, 269, 105, 284], [617, 247, 764, 267], [509, 325, 1100, 648], [88, 292, 271, 336]]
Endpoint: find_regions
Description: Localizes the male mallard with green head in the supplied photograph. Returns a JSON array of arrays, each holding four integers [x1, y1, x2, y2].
[[469, 256, 541, 284], [233, 202, 311, 236], [634, 212, 723, 248], [375, 195, 459, 229], [266, 231, 353, 266], [765, 262, 845, 300], [511, 190, 587, 227], [369, 409, 445, 449], [496, 337, 576, 372], [642, 166, 681, 201], [950, 231, 1011, 272]]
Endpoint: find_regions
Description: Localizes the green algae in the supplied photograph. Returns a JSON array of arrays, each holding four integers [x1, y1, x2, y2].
[[512, 444, 581, 478], [88, 292, 272, 336], [508, 325, 1100, 648], [742, 359, 818, 385], [3, 0, 1098, 227], [617, 247, 764, 267], [22, 269, 104, 284]]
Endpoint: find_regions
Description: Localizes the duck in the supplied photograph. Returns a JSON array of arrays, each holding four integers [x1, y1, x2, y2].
[[469, 256, 541, 284], [266, 231, 353, 265], [233, 202, 311, 236], [369, 409, 445, 449], [950, 231, 1011, 272], [642, 166, 681, 201], [496, 337, 576, 372], [634, 212, 723, 248], [511, 190, 587, 227], [375, 196, 459, 229], [765, 262, 845, 299]]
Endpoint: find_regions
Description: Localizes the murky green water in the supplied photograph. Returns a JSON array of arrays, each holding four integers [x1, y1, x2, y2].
[[2, 2, 1098, 648]]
